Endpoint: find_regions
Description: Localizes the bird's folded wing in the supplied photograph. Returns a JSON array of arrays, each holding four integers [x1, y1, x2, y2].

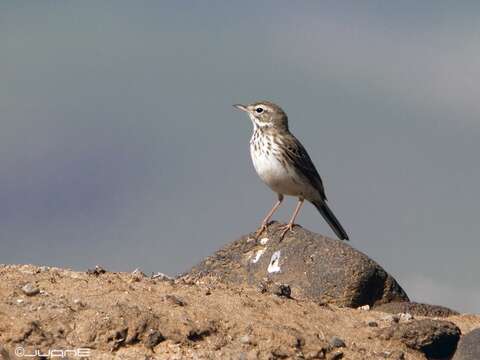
[[283, 136, 327, 200]]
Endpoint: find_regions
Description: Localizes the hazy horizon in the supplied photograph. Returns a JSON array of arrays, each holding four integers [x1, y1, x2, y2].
[[1, 2, 479, 313]]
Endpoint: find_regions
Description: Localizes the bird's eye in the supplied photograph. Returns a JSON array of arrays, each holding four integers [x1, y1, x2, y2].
[[255, 107, 264, 113]]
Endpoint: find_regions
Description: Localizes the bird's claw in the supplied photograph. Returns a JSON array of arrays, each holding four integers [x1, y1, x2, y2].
[[254, 223, 269, 239], [278, 223, 296, 240]]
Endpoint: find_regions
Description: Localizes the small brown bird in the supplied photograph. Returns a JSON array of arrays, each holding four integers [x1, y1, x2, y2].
[[234, 101, 349, 240]]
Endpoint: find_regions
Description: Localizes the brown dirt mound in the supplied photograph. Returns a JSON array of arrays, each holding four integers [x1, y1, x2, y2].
[[0, 264, 478, 359]]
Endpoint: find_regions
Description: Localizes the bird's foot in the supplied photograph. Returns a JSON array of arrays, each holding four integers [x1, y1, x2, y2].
[[278, 223, 296, 240], [254, 222, 269, 239]]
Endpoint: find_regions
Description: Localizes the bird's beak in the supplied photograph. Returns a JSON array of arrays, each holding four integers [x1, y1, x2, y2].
[[233, 104, 248, 112]]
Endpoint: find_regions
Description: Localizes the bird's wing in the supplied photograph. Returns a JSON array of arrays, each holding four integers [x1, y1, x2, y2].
[[283, 135, 327, 200]]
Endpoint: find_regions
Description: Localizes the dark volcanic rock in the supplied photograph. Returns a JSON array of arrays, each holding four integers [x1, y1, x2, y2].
[[374, 301, 459, 318], [452, 327, 480, 360], [379, 319, 461, 359], [273, 284, 292, 298], [184, 222, 408, 307], [329, 336, 346, 348]]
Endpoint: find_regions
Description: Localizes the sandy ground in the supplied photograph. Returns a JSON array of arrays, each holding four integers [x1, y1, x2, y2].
[[0, 264, 478, 360]]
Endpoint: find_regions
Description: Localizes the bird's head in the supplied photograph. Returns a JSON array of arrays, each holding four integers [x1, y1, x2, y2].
[[233, 101, 288, 131]]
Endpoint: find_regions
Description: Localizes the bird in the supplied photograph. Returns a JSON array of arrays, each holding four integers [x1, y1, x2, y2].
[[233, 100, 349, 241]]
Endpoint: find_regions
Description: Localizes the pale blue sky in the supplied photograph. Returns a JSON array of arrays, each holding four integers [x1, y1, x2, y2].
[[1, 1, 479, 312]]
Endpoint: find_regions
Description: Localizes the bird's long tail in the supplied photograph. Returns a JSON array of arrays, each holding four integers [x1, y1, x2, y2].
[[312, 200, 349, 240]]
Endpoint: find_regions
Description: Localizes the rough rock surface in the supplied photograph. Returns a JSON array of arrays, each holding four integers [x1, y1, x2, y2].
[[379, 319, 461, 359], [185, 222, 409, 307], [453, 327, 480, 360], [374, 301, 459, 318]]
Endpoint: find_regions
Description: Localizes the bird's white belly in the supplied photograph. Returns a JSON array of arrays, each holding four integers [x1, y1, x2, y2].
[[250, 146, 306, 197]]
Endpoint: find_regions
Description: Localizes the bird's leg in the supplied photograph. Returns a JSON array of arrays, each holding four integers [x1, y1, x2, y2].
[[279, 198, 304, 240], [255, 194, 284, 239]]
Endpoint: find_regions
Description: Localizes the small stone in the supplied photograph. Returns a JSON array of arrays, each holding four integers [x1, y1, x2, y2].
[[39, 266, 50, 272], [384, 314, 400, 323], [73, 299, 85, 307], [144, 330, 165, 349], [329, 336, 346, 348], [274, 284, 292, 298], [151, 272, 173, 281], [240, 335, 251, 344], [357, 304, 370, 311], [296, 336, 306, 348], [21, 283, 40, 296], [367, 321, 378, 327], [131, 268, 144, 275], [16, 299, 24, 304], [258, 282, 269, 294], [271, 346, 293, 358], [329, 350, 344, 360], [399, 313, 413, 322], [86, 265, 106, 276]]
